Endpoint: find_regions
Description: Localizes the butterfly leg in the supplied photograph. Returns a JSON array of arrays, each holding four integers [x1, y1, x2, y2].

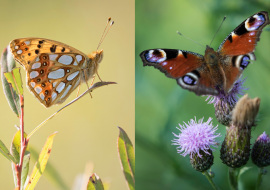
[[83, 69, 93, 98], [76, 84, 81, 98], [95, 62, 103, 82]]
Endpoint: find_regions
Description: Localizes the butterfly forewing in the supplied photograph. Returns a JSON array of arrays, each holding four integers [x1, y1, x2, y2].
[[9, 38, 97, 107], [218, 11, 270, 56]]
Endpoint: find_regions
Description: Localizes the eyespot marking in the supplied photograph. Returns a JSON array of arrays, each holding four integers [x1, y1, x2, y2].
[[245, 14, 265, 31]]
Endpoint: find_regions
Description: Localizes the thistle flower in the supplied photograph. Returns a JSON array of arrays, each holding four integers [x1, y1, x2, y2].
[[251, 132, 270, 168], [220, 95, 260, 168], [172, 117, 221, 172], [205, 77, 248, 125]]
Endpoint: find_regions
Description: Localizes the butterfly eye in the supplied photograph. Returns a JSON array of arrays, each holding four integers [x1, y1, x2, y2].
[[234, 53, 255, 70], [177, 72, 199, 88]]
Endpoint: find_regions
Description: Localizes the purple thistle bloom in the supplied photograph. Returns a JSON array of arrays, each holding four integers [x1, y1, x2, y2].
[[257, 132, 270, 143], [205, 77, 248, 107], [205, 77, 248, 125], [172, 117, 221, 158]]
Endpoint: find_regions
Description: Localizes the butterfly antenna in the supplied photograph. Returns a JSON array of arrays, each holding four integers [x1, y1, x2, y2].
[[176, 31, 204, 48], [96, 17, 114, 50], [210, 16, 226, 46]]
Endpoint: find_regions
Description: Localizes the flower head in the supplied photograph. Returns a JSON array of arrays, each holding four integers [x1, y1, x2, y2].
[[172, 117, 220, 158], [206, 77, 248, 107], [251, 132, 270, 167], [205, 77, 248, 125]]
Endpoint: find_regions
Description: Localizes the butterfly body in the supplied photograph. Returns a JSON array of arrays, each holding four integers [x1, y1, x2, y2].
[[9, 38, 103, 107], [140, 11, 269, 96]]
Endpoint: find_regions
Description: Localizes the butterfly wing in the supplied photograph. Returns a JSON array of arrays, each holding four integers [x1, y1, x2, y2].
[[9, 38, 92, 107], [140, 49, 219, 95], [218, 11, 269, 56], [217, 11, 269, 91]]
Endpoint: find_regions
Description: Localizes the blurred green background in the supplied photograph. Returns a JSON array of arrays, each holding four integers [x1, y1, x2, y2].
[[136, 0, 270, 189], [0, 0, 134, 190]]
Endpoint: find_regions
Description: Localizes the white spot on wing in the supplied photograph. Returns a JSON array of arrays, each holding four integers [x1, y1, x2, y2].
[[17, 50, 22, 54], [14, 46, 19, 50], [24, 41, 30, 45], [48, 69, 65, 79], [49, 54, 58, 61], [32, 62, 41, 69], [40, 93, 45, 100], [35, 86, 42, 94], [36, 57, 40, 61], [61, 85, 72, 99], [76, 55, 82, 62], [30, 82, 35, 88], [161, 62, 167, 66], [58, 55, 73, 65], [67, 71, 80, 81], [56, 82, 65, 93], [30, 71, 39, 79], [52, 82, 57, 87], [51, 92, 57, 101]]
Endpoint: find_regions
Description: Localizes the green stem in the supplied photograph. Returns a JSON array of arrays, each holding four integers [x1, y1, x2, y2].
[[256, 167, 265, 190], [202, 171, 218, 190], [228, 168, 239, 190]]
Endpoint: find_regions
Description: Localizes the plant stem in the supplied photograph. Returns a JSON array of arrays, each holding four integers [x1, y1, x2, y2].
[[16, 95, 28, 189], [202, 171, 218, 190], [256, 167, 265, 190], [229, 168, 239, 190]]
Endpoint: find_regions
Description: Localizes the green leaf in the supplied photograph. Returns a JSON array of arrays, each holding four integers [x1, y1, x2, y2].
[[117, 127, 135, 190], [0, 139, 16, 163], [25, 132, 57, 190], [11, 130, 23, 164], [1, 48, 20, 116], [11, 130, 28, 187], [4, 67, 23, 95], [21, 151, 30, 189], [28, 146, 69, 190], [87, 173, 104, 190]]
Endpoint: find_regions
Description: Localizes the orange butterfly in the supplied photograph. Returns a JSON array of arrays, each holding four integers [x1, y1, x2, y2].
[[9, 18, 114, 107]]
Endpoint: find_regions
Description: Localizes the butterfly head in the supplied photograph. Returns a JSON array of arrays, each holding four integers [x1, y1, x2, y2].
[[88, 49, 104, 65], [205, 45, 219, 65]]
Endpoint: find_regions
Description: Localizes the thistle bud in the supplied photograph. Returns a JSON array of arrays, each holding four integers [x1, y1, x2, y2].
[[251, 132, 270, 167], [220, 95, 260, 168]]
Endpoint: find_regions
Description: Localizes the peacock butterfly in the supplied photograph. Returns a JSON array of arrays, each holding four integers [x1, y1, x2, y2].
[[140, 11, 269, 95]]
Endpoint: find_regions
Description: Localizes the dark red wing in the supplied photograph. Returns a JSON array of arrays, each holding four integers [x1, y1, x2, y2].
[[140, 49, 204, 79], [218, 11, 269, 56]]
